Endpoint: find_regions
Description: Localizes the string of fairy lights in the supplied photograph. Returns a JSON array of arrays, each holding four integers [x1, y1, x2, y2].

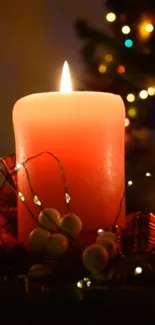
[[98, 11, 155, 127], [1, 152, 154, 235], [1, 154, 155, 288], [14, 155, 125, 230]]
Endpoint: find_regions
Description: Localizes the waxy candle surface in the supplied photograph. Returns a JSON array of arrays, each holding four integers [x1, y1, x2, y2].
[[13, 91, 125, 244]]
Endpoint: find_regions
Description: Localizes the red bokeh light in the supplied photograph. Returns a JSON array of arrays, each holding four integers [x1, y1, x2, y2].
[[117, 65, 126, 74]]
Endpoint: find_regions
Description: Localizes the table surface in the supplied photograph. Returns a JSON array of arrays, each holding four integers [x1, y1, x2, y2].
[[0, 287, 155, 324]]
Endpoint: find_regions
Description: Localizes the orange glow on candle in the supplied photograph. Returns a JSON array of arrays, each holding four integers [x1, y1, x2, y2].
[[13, 63, 125, 245], [60, 61, 72, 93]]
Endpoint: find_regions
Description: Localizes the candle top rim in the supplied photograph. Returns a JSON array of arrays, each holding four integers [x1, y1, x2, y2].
[[15, 91, 123, 105]]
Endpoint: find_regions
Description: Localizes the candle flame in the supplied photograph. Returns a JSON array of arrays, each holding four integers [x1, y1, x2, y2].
[[60, 61, 72, 93]]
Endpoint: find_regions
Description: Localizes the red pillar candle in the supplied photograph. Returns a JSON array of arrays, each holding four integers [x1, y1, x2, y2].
[[13, 62, 125, 245]]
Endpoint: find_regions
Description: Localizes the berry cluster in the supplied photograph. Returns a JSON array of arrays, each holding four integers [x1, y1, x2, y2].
[[82, 231, 118, 273], [29, 208, 82, 258]]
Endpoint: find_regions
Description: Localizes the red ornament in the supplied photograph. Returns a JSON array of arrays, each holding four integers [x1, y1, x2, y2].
[[0, 154, 17, 236], [124, 212, 155, 254], [0, 154, 17, 189]]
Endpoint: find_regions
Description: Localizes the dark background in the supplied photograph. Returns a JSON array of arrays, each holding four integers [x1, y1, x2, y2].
[[0, 0, 108, 156]]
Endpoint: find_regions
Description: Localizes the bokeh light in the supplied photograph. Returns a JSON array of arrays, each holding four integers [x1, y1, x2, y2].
[[145, 23, 154, 33], [98, 64, 107, 73], [134, 267, 143, 275], [147, 87, 155, 96], [139, 90, 148, 99], [126, 93, 135, 102], [124, 39, 133, 48], [106, 12, 116, 22], [116, 65, 126, 74], [139, 21, 154, 39], [128, 107, 137, 118], [104, 53, 113, 62], [122, 25, 131, 34], [146, 172, 151, 177], [125, 117, 130, 127]]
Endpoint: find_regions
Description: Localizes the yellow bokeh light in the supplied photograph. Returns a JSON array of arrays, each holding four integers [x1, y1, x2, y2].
[[122, 25, 131, 34], [128, 107, 137, 118], [104, 53, 113, 62], [98, 64, 107, 73], [139, 90, 148, 99], [145, 23, 154, 32], [126, 93, 135, 103], [139, 21, 154, 39], [147, 87, 155, 96], [106, 12, 116, 22], [125, 118, 130, 127], [77, 280, 83, 289]]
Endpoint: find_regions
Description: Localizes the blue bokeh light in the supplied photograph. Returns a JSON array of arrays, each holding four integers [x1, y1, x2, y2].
[[124, 39, 133, 48]]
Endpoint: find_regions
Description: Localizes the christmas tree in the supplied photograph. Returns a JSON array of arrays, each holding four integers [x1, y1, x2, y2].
[[75, 0, 155, 129], [75, 1, 155, 213]]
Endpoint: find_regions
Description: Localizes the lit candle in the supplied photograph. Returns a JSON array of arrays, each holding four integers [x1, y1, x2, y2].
[[13, 62, 125, 245]]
